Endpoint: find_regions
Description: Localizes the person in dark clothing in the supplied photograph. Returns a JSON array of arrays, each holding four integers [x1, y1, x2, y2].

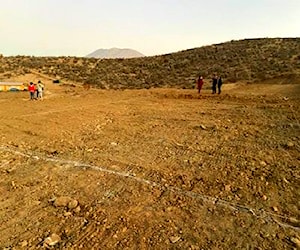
[[212, 75, 217, 94], [35, 83, 39, 99], [197, 76, 204, 94], [217, 76, 223, 94]]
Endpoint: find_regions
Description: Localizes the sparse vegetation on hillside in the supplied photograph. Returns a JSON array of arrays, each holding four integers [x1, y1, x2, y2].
[[1, 38, 299, 89]]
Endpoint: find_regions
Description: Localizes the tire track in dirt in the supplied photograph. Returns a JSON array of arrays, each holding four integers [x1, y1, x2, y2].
[[1, 144, 299, 232], [71, 222, 100, 248]]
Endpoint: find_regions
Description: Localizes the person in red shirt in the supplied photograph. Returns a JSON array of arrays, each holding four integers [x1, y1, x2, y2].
[[28, 82, 35, 100], [197, 76, 204, 94]]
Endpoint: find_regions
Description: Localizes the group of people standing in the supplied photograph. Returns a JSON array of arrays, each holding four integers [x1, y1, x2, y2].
[[28, 80, 44, 100], [197, 75, 223, 94]]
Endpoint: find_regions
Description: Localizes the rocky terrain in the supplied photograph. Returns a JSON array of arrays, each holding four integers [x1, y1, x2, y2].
[[0, 72, 299, 249], [0, 38, 299, 249]]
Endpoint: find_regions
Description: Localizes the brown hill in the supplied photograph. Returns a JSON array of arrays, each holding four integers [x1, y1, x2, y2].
[[0, 38, 299, 89]]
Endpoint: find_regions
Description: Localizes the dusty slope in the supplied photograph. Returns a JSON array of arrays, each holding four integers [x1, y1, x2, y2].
[[0, 75, 299, 249]]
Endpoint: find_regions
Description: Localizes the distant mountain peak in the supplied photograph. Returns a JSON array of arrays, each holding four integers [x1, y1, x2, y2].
[[86, 48, 144, 59]]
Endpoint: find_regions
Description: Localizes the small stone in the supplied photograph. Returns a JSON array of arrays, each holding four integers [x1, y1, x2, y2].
[[200, 125, 206, 130], [262, 195, 268, 201], [283, 178, 289, 183], [64, 212, 72, 217], [290, 237, 300, 248], [260, 161, 267, 167], [169, 236, 181, 243], [68, 199, 79, 209], [286, 142, 295, 148], [54, 196, 72, 207], [74, 206, 81, 213], [44, 233, 61, 247], [272, 206, 279, 212], [64, 228, 70, 236], [20, 240, 28, 247], [225, 185, 231, 192], [288, 217, 300, 226], [32, 200, 41, 206]]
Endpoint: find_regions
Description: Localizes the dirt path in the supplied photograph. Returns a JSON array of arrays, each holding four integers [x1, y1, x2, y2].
[[0, 77, 299, 249]]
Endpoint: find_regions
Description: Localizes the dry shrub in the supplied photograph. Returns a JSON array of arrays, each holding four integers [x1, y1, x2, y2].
[[83, 83, 91, 90]]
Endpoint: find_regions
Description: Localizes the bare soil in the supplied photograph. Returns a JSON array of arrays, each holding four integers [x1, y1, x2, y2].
[[0, 74, 299, 249]]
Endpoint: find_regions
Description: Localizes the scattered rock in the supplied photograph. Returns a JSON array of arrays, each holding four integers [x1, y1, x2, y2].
[[166, 207, 173, 212], [288, 217, 300, 227], [262, 195, 268, 201], [272, 206, 279, 212], [169, 236, 181, 243], [283, 178, 289, 183], [44, 233, 61, 247], [68, 199, 79, 209], [286, 142, 295, 148], [265, 155, 273, 164], [54, 196, 72, 207], [260, 161, 267, 167], [225, 185, 231, 192], [53, 196, 79, 212], [11, 181, 17, 188], [290, 237, 300, 249], [20, 240, 28, 247], [74, 206, 81, 213], [199, 124, 206, 130], [64, 211, 72, 217]]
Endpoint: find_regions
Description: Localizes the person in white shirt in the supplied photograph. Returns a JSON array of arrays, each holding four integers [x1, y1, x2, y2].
[[37, 80, 44, 100]]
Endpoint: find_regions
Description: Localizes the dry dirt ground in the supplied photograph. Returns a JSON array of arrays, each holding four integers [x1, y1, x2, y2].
[[0, 74, 299, 249]]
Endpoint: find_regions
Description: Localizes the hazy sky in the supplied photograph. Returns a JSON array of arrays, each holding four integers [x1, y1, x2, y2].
[[1, 0, 299, 57]]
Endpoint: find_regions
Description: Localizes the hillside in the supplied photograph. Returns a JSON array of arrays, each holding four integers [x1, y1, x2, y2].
[[86, 48, 145, 59], [0, 38, 299, 89]]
